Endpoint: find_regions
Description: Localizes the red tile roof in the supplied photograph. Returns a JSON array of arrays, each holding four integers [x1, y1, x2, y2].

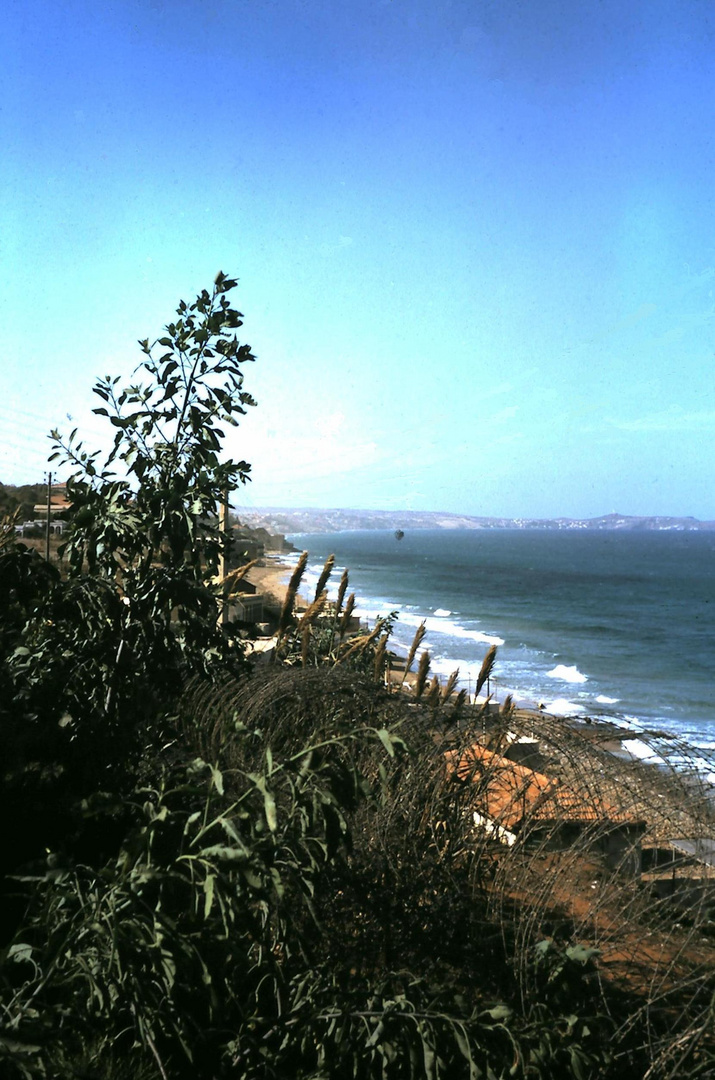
[[444, 742, 642, 831]]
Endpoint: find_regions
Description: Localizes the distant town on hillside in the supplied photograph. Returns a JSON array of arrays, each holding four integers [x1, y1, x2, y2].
[[236, 507, 715, 534], [5, 483, 714, 536]]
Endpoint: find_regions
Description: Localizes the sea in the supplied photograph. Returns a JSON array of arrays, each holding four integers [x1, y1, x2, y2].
[[285, 529, 715, 755]]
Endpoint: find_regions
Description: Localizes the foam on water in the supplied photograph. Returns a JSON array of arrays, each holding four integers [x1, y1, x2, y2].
[[286, 529, 715, 750], [397, 609, 503, 643], [621, 739, 667, 766], [294, 555, 506, 657], [429, 655, 471, 679], [546, 664, 588, 684], [546, 698, 587, 716], [296, 557, 595, 722]]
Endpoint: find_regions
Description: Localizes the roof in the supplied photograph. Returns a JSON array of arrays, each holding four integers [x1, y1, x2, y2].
[[444, 742, 644, 832], [33, 487, 72, 516]]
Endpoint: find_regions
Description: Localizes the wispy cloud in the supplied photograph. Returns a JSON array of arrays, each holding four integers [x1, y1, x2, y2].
[[606, 408, 715, 433]]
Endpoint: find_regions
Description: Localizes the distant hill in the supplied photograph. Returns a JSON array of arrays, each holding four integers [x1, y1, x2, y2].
[[236, 508, 715, 535], [0, 482, 46, 522]]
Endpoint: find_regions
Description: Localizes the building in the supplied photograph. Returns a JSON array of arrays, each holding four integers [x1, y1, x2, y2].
[[33, 484, 72, 520], [445, 742, 646, 872]]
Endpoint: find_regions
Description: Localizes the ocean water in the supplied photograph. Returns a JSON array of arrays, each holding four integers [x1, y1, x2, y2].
[[286, 529, 715, 746]]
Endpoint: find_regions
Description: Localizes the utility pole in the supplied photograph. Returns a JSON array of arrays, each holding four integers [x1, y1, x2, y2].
[[219, 488, 230, 627], [45, 471, 52, 562]]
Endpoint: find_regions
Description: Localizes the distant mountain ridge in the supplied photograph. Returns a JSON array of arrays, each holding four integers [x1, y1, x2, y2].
[[236, 508, 715, 534]]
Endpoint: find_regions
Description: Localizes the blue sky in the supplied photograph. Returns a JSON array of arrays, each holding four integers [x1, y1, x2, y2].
[[2, 0, 714, 518]]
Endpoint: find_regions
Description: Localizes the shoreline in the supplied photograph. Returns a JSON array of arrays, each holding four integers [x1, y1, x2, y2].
[[244, 557, 294, 607], [246, 547, 715, 772], [245, 552, 627, 717], [244, 554, 636, 741], [280, 534, 715, 743]]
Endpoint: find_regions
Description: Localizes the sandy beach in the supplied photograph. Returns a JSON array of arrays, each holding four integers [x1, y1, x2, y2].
[[245, 558, 293, 606]]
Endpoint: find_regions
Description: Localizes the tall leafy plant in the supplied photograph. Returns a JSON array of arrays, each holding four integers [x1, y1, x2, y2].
[[46, 272, 258, 692], [0, 276, 257, 880], [52, 271, 255, 580]]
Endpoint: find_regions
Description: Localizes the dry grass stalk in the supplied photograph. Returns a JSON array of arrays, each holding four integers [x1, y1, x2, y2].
[[313, 554, 335, 602], [335, 569, 349, 615], [401, 621, 426, 687], [294, 591, 329, 667], [276, 551, 308, 637], [220, 559, 259, 595], [338, 592, 356, 638], [181, 669, 715, 1079], [452, 688, 468, 714], [426, 675, 441, 708], [301, 624, 311, 668], [336, 619, 384, 666], [414, 650, 431, 699], [327, 568, 350, 656], [297, 590, 328, 634], [373, 633, 388, 682], [501, 693, 515, 717], [474, 644, 497, 700], [441, 668, 460, 702], [1, 508, 20, 551]]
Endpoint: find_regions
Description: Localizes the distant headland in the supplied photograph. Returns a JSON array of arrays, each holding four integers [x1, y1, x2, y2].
[[236, 508, 715, 534]]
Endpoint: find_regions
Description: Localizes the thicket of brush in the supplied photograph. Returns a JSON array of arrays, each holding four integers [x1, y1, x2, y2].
[[2, 276, 714, 1079]]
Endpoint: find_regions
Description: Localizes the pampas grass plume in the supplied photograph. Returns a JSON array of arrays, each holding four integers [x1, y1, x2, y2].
[[441, 668, 460, 702], [221, 559, 259, 595], [277, 551, 308, 636], [298, 590, 328, 632], [401, 621, 426, 686], [414, 650, 430, 699], [453, 688, 468, 714], [339, 592, 356, 638], [335, 569, 349, 615], [426, 675, 441, 708], [313, 554, 335, 602], [373, 633, 388, 682], [474, 644, 497, 700]]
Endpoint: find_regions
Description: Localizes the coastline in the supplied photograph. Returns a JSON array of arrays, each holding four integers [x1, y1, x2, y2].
[[240, 550, 715, 782], [248, 549, 592, 718], [283, 529, 715, 744], [244, 551, 559, 714], [245, 557, 294, 606]]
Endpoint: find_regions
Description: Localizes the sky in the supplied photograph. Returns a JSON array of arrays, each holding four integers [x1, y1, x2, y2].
[[2, 0, 715, 519]]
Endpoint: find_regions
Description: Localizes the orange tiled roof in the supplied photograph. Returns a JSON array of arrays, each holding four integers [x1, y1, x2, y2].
[[33, 489, 72, 515], [444, 742, 641, 831]]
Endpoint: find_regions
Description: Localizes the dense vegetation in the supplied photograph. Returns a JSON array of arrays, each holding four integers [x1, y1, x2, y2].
[[1, 276, 712, 1078], [0, 486, 45, 525]]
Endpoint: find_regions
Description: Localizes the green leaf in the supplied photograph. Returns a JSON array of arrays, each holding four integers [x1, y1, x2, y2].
[[263, 786, 277, 832], [376, 728, 396, 757], [241, 867, 263, 889], [7, 942, 34, 964], [203, 873, 215, 918], [484, 1004, 512, 1022], [209, 764, 224, 796], [565, 944, 599, 964]]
